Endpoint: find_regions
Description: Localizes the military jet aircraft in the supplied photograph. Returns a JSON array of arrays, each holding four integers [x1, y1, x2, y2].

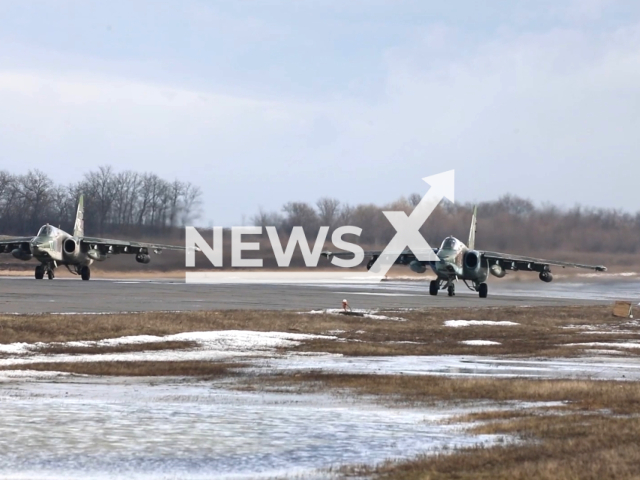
[[324, 206, 607, 298], [0, 195, 191, 280]]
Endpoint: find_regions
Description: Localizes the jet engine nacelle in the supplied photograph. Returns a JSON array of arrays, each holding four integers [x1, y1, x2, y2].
[[490, 264, 506, 278], [409, 260, 427, 274], [539, 271, 553, 283], [63, 238, 81, 260], [463, 250, 482, 276], [11, 248, 32, 261], [136, 253, 151, 264]]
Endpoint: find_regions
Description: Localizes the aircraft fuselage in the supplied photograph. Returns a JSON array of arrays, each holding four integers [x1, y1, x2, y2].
[[430, 236, 488, 284]]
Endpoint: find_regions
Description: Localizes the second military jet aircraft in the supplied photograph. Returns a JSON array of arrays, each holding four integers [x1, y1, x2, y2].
[[325, 206, 606, 298]]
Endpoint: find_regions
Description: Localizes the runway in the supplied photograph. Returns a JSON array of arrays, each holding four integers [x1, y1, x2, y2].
[[0, 276, 635, 314]]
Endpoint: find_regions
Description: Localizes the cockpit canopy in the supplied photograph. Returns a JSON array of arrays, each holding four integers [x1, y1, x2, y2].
[[440, 236, 461, 251], [37, 224, 55, 237]]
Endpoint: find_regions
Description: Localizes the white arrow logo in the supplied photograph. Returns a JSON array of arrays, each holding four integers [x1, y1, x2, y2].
[[367, 170, 455, 278]]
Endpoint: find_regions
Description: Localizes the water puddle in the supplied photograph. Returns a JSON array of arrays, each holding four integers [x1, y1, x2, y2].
[[0, 377, 500, 479]]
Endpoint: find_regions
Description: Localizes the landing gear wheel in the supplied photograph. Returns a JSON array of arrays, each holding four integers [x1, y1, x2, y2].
[[429, 280, 439, 296], [35, 265, 44, 280], [447, 284, 455, 297], [47, 269, 54, 280], [478, 283, 488, 298], [80, 266, 91, 281]]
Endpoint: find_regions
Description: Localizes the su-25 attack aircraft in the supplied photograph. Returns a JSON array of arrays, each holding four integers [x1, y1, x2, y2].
[[0, 195, 192, 280], [325, 206, 607, 298]]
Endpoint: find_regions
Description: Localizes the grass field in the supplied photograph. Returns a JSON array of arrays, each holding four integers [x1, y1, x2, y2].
[[0, 304, 636, 358], [2, 305, 640, 478]]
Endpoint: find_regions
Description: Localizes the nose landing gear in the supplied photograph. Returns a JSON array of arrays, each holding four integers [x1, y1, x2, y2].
[[35, 264, 55, 280], [430, 279, 457, 297]]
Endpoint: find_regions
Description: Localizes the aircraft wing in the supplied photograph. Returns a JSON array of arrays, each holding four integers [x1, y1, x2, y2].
[[80, 236, 192, 254], [481, 251, 607, 272], [0, 237, 35, 251]]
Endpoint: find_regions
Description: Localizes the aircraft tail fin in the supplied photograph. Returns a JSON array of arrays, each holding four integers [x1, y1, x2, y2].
[[74, 195, 84, 237], [468, 205, 477, 250]]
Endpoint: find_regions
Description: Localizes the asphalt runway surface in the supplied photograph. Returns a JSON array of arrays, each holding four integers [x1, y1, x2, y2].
[[0, 275, 636, 314]]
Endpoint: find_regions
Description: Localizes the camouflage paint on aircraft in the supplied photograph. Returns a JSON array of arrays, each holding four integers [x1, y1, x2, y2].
[[323, 206, 606, 298], [0, 195, 192, 280]]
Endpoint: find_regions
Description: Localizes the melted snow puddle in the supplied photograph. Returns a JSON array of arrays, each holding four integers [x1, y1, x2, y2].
[[0, 376, 501, 480], [260, 355, 640, 380]]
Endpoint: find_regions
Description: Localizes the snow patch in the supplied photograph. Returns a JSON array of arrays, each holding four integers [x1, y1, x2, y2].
[[0, 370, 74, 381], [0, 330, 336, 366], [460, 340, 501, 346], [445, 320, 519, 328]]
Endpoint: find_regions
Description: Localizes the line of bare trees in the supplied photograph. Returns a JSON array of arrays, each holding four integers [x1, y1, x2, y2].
[[0, 167, 202, 235], [253, 195, 640, 263]]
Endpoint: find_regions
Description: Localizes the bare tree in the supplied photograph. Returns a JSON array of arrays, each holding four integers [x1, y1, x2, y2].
[[179, 183, 202, 226], [281, 201, 319, 236], [316, 197, 341, 230], [81, 166, 116, 234]]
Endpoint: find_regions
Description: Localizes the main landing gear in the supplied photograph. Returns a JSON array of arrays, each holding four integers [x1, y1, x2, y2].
[[430, 278, 490, 298], [35, 264, 55, 280], [466, 280, 489, 298], [79, 265, 91, 281]]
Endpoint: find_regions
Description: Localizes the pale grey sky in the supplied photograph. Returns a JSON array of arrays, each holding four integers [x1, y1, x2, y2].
[[0, 1, 639, 225]]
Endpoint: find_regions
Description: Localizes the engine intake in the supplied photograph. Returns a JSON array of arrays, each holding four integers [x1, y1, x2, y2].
[[465, 250, 480, 269], [136, 253, 151, 264], [64, 238, 77, 254]]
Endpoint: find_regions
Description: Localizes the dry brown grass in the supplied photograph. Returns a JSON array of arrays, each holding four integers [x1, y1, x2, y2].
[[2, 360, 244, 377], [33, 340, 198, 355], [364, 415, 640, 480], [251, 373, 640, 413], [1, 305, 637, 358]]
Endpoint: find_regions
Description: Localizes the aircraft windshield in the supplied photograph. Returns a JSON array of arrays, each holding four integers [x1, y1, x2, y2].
[[37, 225, 53, 236], [440, 237, 458, 250]]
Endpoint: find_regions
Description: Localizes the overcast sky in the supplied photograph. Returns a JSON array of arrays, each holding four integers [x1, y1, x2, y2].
[[1, 1, 639, 225]]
